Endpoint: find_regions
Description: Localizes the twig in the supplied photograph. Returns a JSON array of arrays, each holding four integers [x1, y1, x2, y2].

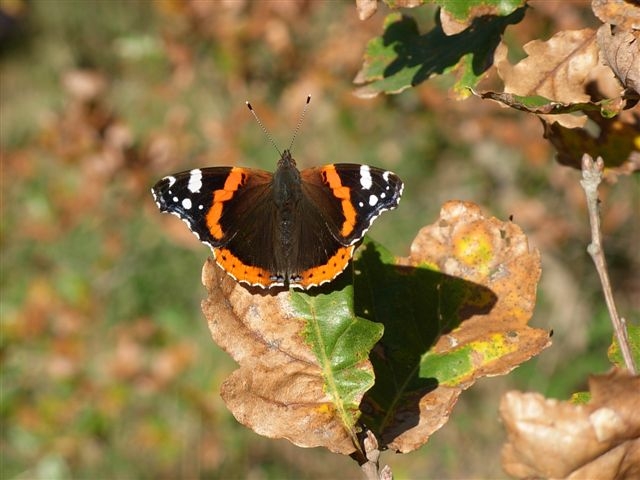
[[352, 428, 392, 480], [579, 154, 637, 374]]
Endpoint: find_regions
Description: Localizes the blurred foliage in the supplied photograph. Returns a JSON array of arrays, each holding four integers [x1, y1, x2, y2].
[[1, 0, 638, 478]]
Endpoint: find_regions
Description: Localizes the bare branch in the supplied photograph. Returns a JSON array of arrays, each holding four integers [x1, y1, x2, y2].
[[579, 154, 637, 374]]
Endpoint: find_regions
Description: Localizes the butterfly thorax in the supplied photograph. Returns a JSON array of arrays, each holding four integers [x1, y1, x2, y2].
[[273, 150, 301, 207], [272, 150, 303, 270]]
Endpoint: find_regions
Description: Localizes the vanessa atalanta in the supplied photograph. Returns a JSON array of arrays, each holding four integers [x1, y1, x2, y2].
[[151, 103, 403, 289]]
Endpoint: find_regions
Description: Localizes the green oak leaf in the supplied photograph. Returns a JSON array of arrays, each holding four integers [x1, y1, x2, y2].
[[354, 8, 525, 99]]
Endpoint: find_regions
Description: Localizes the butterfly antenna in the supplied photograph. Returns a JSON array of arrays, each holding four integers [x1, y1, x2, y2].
[[288, 95, 311, 152], [246, 101, 282, 157]]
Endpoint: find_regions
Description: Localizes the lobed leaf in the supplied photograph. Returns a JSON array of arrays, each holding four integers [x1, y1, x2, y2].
[[201, 261, 383, 454], [493, 28, 627, 128], [501, 369, 640, 479], [542, 113, 640, 176], [202, 201, 548, 455], [354, 9, 525, 99], [356, 201, 549, 452]]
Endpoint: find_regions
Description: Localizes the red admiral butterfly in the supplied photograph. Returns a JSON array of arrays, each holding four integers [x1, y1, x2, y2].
[[151, 99, 403, 289]]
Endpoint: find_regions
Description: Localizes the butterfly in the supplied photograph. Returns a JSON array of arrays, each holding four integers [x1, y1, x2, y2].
[[151, 99, 403, 289]]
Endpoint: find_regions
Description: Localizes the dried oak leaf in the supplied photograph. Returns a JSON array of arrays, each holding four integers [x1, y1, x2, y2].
[[542, 111, 640, 176], [597, 24, 640, 95], [592, 0, 640, 30], [495, 29, 609, 128], [356, 201, 550, 453], [202, 260, 383, 455], [501, 369, 640, 479], [356, 0, 378, 21]]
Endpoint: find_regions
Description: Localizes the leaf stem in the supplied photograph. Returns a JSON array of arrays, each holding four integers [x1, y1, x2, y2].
[[579, 154, 636, 374]]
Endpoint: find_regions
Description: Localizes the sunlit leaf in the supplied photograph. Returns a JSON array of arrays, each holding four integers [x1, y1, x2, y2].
[[201, 261, 383, 454], [501, 369, 640, 479], [495, 29, 613, 128], [356, 201, 549, 452], [354, 9, 525, 99]]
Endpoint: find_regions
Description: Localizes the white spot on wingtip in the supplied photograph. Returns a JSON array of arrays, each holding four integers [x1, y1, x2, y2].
[[360, 165, 372, 190], [188, 169, 203, 193], [182, 198, 192, 209], [369, 194, 378, 206]]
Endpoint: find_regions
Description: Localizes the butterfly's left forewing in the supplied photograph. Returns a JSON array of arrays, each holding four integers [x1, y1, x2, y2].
[[152, 167, 234, 247], [151, 166, 273, 248]]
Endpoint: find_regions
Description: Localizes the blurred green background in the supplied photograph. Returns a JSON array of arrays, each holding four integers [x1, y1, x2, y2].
[[2, 1, 638, 478]]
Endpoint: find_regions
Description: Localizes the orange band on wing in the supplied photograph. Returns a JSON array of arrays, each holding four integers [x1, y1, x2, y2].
[[206, 168, 246, 240], [214, 247, 273, 287], [298, 245, 355, 287], [321, 166, 357, 238]]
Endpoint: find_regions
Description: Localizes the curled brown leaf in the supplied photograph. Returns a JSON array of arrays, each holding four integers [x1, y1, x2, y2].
[[597, 24, 640, 95], [542, 113, 640, 177], [592, 0, 640, 30], [356, 0, 378, 21], [501, 369, 640, 479]]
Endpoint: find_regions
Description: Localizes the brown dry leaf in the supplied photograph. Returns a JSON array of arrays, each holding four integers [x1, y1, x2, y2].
[[407, 202, 549, 358], [360, 201, 551, 453], [501, 369, 640, 479], [62, 70, 108, 102], [592, 0, 640, 30], [495, 29, 603, 128], [201, 260, 381, 455], [356, 0, 378, 21], [542, 112, 640, 177], [439, 8, 471, 36], [597, 24, 640, 95]]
